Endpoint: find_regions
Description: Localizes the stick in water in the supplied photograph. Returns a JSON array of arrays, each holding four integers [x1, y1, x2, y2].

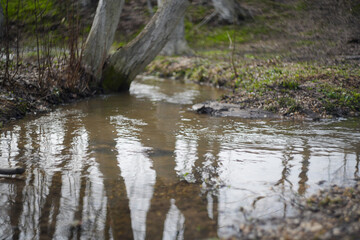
[[0, 168, 25, 175]]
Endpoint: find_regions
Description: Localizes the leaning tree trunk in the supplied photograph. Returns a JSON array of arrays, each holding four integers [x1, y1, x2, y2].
[[157, 0, 191, 56], [212, 0, 252, 24], [101, 0, 190, 92], [82, 0, 125, 83]]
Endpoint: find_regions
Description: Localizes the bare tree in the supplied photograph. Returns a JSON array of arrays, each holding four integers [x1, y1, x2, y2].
[[82, 0, 190, 92], [157, 0, 191, 56], [212, 0, 252, 24], [82, 0, 125, 82]]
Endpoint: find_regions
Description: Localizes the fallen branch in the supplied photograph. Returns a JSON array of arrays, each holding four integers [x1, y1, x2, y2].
[[345, 55, 360, 60], [0, 167, 25, 175]]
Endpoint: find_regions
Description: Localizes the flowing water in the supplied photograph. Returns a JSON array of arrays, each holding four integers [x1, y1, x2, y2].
[[0, 76, 359, 239]]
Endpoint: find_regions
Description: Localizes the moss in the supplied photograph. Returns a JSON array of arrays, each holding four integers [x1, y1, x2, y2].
[[102, 65, 131, 93], [111, 41, 126, 51]]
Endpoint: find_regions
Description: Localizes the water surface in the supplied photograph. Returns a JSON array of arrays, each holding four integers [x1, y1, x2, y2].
[[0, 76, 359, 239]]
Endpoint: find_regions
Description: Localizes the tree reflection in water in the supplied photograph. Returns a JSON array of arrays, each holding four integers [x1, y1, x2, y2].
[[0, 78, 359, 239]]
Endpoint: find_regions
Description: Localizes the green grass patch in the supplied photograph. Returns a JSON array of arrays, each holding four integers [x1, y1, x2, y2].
[[280, 79, 300, 90], [185, 20, 273, 48], [319, 84, 360, 112]]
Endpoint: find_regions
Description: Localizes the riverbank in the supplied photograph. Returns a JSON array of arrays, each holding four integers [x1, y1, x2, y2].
[[1, 53, 358, 127], [239, 182, 360, 239], [147, 55, 360, 120], [0, 62, 95, 127]]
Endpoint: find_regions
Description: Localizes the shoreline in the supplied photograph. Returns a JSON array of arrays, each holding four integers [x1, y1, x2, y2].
[[239, 182, 360, 239], [147, 56, 360, 120], [1, 56, 359, 128]]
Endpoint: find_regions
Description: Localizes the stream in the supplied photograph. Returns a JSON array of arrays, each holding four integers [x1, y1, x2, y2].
[[0, 76, 359, 239]]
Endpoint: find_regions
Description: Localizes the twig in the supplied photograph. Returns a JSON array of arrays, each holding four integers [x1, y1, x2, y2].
[[195, 10, 217, 29], [227, 31, 238, 80]]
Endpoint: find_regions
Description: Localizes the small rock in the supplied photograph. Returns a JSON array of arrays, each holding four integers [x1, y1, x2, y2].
[[300, 221, 323, 232], [333, 227, 341, 235]]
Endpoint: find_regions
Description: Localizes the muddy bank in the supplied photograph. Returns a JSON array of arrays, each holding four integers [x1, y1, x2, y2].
[[0, 63, 95, 126], [239, 183, 360, 239]]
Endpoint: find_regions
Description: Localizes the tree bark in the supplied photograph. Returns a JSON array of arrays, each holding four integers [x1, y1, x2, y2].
[[212, 0, 251, 24], [82, 0, 125, 83], [101, 0, 190, 92], [157, 0, 191, 56]]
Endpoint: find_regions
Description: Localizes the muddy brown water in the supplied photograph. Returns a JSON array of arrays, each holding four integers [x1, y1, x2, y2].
[[0, 76, 359, 239]]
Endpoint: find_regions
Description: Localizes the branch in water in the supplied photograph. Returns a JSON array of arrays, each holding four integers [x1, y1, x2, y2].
[[0, 167, 25, 175]]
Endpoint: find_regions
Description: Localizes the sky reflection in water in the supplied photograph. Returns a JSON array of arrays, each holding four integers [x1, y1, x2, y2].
[[0, 77, 359, 239]]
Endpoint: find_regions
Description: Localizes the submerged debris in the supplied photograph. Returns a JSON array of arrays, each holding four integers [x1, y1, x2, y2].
[[0, 167, 25, 175], [192, 101, 280, 119]]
